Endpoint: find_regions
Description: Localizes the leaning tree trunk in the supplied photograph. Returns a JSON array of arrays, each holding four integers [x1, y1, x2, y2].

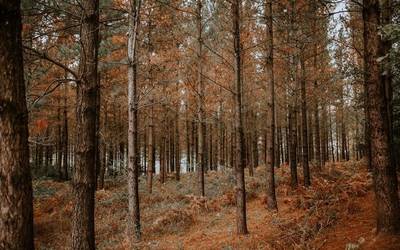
[[265, 0, 278, 211], [127, 0, 142, 243], [0, 1, 35, 248], [232, 0, 249, 235], [363, 0, 400, 234], [71, 0, 99, 249]]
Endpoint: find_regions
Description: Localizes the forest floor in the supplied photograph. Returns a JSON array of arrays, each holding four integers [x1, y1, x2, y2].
[[33, 160, 400, 250]]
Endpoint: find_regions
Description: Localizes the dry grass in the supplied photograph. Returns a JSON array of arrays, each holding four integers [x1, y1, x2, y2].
[[33, 160, 399, 249]]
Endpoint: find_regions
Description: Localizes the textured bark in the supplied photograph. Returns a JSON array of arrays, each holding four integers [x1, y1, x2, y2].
[[311, 2, 321, 169], [265, 0, 278, 211], [362, 1, 372, 170], [363, 0, 400, 234], [196, 0, 205, 197], [380, 0, 394, 168], [71, 0, 99, 248], [127, 0, 142, 243], [300, 54, 310, 187], [232, 0, 249, 235], [0, 1, 35, 248]]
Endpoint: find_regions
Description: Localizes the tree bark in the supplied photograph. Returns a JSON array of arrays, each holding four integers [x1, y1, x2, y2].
[[62, 84, 69, 180], [196, 0, 206, 197], [175, 108, 180, 180], [147, 100, 154, 193], [232, 0, 249, 235], [289, 106, 298, 188], [363, 0, 400, 234], [57, 100, 63, 179], [0, 1, 35, 248], [265, 0, 278, 211], [71, 0, 99, 248], [127, 0, 142, 242], [300, 54, 311, 187]]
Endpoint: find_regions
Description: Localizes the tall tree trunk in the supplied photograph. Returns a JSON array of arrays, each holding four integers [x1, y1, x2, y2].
[[57, 100, 63, 179], [289, 107, 298, 188], [196, 0, 206, 196], [186, 103, 191, 172], [252, 112, 259, 168], [160, 103, 167, 182], [232, 0, 248, 234], [62, 84, 69, 180], [363, 0, 400, 233], [72, 0, 99, 248], [160, 126, 166, 182], [44, 127, 51, 173], [362, 4, 373, 171], [94, 75, 101, 189], [380, 0, 394, 167], [321, 104, 328, 164], [147, 100, 154, 193], [192, 120, 197, 171], [0, 1, 34, 248], [175, 108, 180, 180], [265, 0, 277, 210], [127, 0, 142, 242], [328, 106, 335, 162], [300, 54, 311, 187]]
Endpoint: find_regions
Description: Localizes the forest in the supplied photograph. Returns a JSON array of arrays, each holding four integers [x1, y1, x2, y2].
[[1, 0, 400, 249]]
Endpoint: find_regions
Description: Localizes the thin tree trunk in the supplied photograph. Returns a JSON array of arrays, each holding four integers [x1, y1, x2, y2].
[[196, 0, 205, 197], [62, 84, 69, 180], [147, 99, 154, 193], [127, 0, 142, 242], [289, 106, 298, 188], [175, 108, 180, 180], [57, 100, 63, 179], [186, 103, 191, 172], [265, 0, 277, 210], [300, 54, 310, 187], [232, 0, 249, 234]]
